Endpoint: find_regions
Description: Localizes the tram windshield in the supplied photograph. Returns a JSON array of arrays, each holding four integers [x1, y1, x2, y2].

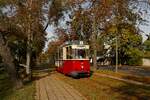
[[66, 45, 89, 59], [78, 49, 86, 59]]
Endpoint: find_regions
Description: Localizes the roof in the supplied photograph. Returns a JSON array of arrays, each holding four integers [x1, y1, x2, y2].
[[59, 40, 89, 49]]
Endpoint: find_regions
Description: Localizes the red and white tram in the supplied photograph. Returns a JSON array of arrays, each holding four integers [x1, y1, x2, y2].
[[55, 41, 90, 77]]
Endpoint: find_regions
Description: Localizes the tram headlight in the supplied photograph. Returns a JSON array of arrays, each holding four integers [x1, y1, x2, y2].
[[81, 65, 84, 69]]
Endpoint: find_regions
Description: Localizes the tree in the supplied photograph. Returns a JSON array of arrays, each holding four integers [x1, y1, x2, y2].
[[71, 10, 92, 42], [69, 0, 113, 69], [45, 28, 69, 64], [144, 34, 150, 51], [0, 0, 70, 88], [69, 0, 144, 68], [143, 34, 150, 58], [0, 28, 23, 89], [102, 23, 143, 65]]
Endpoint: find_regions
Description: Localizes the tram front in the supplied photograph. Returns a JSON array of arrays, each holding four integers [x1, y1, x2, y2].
[[68, 44, 90, 77]]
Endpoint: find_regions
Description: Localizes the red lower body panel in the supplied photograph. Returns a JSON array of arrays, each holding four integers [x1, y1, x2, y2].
[[57, 60, 90, 77]]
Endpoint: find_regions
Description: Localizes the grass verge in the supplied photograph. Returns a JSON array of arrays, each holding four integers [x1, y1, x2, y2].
[[0, 69, 35, 100], [56, 72, 150, 100]]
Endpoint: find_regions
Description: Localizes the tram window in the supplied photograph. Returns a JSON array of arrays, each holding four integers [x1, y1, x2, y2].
[[66, 46, 72, 59], [66, 46, 88, 59], [60, 48, 63, 59], [72, 49, 76, 59], [78, 49, 86, 59]]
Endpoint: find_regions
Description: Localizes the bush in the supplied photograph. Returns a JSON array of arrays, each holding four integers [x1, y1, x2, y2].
[[144, 51, 150, 59], [127, 57, 143, 66], [143, 40, 150, 51], [126, 48, 143, 65], [0, 56, 2, 63]]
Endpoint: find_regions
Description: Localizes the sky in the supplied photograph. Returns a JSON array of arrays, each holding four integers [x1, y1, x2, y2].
[[138, 7, 150, 41], [45, 25, 55, 50]]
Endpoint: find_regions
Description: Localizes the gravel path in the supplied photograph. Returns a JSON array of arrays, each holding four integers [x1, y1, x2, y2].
[[35, 73, 86, 100]]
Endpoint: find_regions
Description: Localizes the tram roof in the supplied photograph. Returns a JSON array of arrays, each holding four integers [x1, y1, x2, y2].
[[59, 41, 89, 49]]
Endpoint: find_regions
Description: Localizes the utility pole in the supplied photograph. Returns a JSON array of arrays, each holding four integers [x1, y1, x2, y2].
[[115, 35, 118, 73], [115, 0, 119, 73]]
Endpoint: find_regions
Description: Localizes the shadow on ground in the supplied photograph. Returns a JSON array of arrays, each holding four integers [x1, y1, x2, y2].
[[0, 68, 13, 100], [91, 75, 150, 100], [114, 83, 150, 100]]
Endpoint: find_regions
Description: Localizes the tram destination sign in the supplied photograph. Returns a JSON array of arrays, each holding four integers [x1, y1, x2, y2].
[[72, 45, 89, 49]]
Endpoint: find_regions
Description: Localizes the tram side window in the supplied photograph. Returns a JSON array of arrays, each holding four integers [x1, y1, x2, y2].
[[72, 49, 76, 59], [60, 48, 63, 59], [66, 46, 72, 59]]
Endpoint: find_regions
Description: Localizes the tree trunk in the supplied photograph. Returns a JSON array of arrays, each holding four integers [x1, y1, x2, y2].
[[26, 0, 33, 79], [91, 37, 97, 70], [25, 30, 32, 80], [26, 37, 31, 75], [26, 49, 32, 80], [93, 49, 97, 69], [92, 17, 97, 69], [0, 34, 23, 89]]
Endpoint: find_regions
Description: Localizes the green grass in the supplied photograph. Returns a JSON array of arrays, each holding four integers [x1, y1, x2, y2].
[[0, 69, 35, 100], [56, 73, 150, 100]]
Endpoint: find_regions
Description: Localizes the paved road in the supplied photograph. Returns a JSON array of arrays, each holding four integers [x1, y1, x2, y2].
[[35, 73, 86, 100], [98, 65, 150, 77]]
